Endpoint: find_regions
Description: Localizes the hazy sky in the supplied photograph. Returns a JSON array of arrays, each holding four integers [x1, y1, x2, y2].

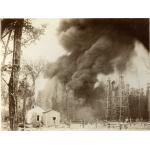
[[22, 19, 66, 62]]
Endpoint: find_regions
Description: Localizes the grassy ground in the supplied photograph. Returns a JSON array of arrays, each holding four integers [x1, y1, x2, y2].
[[2, 121, 150, 131]]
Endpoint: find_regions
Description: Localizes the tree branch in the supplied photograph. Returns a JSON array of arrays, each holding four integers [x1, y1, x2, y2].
[[1, 30, 10, 39], [2, 77, 9, 86], [2, 30, 12, 66]]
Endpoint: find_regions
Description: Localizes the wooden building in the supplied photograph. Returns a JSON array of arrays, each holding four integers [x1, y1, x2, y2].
[[26, 105, 45, 127], [43, 110, 60, 127]]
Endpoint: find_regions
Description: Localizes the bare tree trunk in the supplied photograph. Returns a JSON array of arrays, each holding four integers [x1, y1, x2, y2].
[[8, 19, 24, 130], [23, 76, 27, 129], [9, 73, 15, 130]]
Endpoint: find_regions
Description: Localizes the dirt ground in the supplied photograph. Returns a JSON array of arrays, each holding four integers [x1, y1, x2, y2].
[[1, 121, 150, 131]]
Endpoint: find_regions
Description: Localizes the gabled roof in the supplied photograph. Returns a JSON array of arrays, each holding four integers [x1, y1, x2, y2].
[[29, 105, 45, 113], [43, 109, 60, 114]]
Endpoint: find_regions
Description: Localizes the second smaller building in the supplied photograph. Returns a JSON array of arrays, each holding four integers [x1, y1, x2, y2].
[[43, 110, 60, 127]]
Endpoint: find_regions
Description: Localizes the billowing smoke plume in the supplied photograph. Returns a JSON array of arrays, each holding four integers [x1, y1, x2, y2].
[[45, 19, 149, 105]]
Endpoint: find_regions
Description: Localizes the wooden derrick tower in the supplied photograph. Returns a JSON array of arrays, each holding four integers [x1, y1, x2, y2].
[[147, 83, 150, 121], [105, 79, 111, 121], [105, 74, 130, 122], [110, 80, 118, 121], [118, 74, 129, 122]]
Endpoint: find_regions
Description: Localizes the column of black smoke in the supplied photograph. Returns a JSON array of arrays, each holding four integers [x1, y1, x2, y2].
[[44, 19, 149, 121]]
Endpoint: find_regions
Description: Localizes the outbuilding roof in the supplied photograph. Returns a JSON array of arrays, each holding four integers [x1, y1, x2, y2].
[[43, 109, 60, 114]]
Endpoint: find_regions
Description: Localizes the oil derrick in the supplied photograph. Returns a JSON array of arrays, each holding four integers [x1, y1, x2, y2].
[[137, 88, 142, 121], [67, 89, 74, 121], [139, 88, 146, 121], [125, 84, 130, 120], [110, 80, 117, 121], [105, 75, 130, 122], [129, 88, 139, 120], [105, 79, 112, 121], [147, 83, 150, 121], [118, 74, 129, 122], [52, 81, 58, 111]]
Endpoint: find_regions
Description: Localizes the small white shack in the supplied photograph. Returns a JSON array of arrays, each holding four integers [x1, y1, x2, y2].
[[43, 110, 60, 127], [26, 106, 45, 127]]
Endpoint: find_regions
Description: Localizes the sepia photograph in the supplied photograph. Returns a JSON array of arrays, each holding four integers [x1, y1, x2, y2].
[[0, 18, 150, 131]]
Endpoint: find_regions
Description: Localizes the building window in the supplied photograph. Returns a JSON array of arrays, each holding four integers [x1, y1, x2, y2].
[[53, 117, 56, 121], [37, 115, 40, 121]]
